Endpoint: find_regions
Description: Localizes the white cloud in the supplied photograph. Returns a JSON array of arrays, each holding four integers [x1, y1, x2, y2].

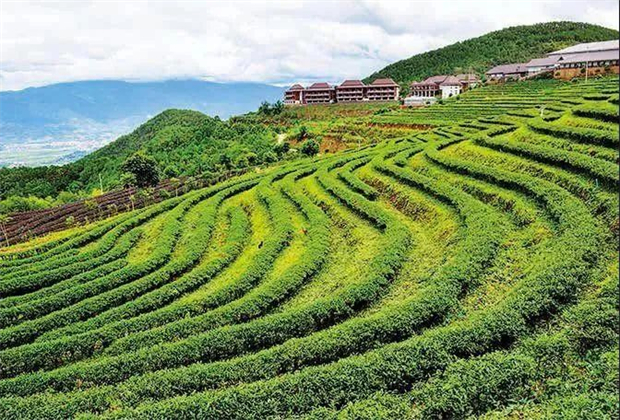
[[0, 0, 617, 91]]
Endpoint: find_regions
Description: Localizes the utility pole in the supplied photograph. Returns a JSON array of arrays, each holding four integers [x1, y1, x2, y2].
[[99, 173, 104, 194]]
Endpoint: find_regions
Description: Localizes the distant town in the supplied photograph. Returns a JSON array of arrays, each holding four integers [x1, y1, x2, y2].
[[284, 40, 619, 107]]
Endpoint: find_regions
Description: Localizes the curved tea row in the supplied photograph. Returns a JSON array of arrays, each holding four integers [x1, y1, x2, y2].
[[0, 78, 617, 419]]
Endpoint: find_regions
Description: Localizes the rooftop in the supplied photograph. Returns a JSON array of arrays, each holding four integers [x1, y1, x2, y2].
[[526, 56, 560, 67], [548, 40, 619, 56], [339, 79, 366, 88], [439, 75, 462, 86], [369, 78, 399, 87], [485, 63, 528, 75], [411, 75, 448, 87], [557, 49, 620, 64], [286, 84, 304, 91], [306, 82, 332, 90], [424, 75, 450, 84]]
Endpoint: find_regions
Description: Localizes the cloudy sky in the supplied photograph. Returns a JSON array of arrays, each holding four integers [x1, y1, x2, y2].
[[0, 0, 618, 91]]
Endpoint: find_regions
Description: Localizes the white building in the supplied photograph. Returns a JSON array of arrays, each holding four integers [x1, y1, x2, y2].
[[439, 76, 462, 98]]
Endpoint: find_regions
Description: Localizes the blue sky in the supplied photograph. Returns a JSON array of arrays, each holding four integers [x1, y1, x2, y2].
[[1, 0, 618, 91]]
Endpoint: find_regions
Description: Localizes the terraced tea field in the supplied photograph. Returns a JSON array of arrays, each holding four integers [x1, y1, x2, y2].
[[0, 77, 618, 419], [374, 78, 619, 126]]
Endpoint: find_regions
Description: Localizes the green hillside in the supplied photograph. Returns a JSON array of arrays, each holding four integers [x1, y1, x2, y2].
[[364, 21, 618, 89], [75, 109, 279, 186], [0, 109, 280, 200], [0, 76, 617, 419]]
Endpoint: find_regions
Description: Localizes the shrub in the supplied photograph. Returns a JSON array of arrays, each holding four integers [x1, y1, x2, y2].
[[301, 139, 320, 156]]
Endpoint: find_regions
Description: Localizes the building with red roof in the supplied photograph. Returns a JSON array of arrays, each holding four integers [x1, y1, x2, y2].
[[284, 84, 305, 105], [336, 80, 366, 102], [406, 73, 478, 105], [304, 82, 335, 104], [366, 78, 400, 101]]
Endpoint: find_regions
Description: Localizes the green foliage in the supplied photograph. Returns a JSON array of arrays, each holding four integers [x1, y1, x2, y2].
[[121, 153, 160, 188], [300, 139, 320, 156], [0, 196, 51, 214], [258, 100, 284, 116]]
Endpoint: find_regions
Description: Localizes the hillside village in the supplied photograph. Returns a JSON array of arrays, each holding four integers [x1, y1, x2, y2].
[[284, 40, 619, 107]]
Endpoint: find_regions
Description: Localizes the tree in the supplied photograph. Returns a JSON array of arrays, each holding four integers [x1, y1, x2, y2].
[[258, 100, 284, 116], [272, 100, 284, 115], [0, 213, 11, 247], [219, 153, 234, 170], [234, 155, 250, 168], [244, 152, 258, 166], [258, 101, 271, 115], [121, 153, 160, 188], [300, 139, 320, 156]]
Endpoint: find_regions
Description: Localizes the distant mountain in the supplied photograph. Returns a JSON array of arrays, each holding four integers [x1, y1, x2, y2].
[[364, 21, 619, 90], [0, 80, 284, 167]]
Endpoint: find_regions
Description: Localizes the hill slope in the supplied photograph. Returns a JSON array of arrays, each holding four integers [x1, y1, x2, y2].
[[0, 77, 617, 419], [364, 21, 618, 88], [0, 80, 284, 167], [0, 109, 279, 199]]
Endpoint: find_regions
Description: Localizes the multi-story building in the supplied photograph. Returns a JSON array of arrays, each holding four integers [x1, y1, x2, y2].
[[410, 74, 475, 98], [366, 78, 400, 101], [303, 82, 335, 104], [336, 80, 366, 102], [284, 84, 304, 105], [283, 78, 401, 105]]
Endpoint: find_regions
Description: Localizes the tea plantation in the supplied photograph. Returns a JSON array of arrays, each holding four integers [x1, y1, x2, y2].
[[0, 77, 618, 419]]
